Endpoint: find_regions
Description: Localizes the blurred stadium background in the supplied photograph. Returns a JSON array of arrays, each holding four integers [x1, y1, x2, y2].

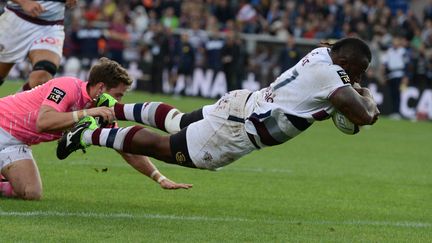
[[2, 0, 432, 120]]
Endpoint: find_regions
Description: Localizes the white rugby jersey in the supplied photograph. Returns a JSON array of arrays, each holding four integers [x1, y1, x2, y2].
[[7, 0, 65, 22], [244, 47, 351, 147]]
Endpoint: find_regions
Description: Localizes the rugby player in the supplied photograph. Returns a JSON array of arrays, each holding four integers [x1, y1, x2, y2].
[[57, 38, 380, 171], [0, 58, 191, 200]]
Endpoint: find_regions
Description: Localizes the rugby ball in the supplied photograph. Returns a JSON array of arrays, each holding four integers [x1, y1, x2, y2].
[[332, 111, 360, 135]]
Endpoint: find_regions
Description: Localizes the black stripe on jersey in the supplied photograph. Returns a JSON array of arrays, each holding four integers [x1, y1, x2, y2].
[[273, 69, 299, 90], [285, 114, 312, 131], [227, 115, 245, 123], [180, 108, 204, 128], [106, 128, 119, 148], [248, 116, 282, 146], [312, 110, 330, 121], [133, 103, 144, 124]]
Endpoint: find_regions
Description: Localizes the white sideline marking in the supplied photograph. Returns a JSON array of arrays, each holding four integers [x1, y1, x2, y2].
[[0, 211, 430, 228]]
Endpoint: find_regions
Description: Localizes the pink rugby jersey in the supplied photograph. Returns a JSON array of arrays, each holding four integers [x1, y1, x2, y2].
[[0, 77, 94, 145]]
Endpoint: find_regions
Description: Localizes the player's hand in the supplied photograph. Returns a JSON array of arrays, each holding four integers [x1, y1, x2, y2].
[[66, 0, 77, 8], [354, 86, 372, 98], [159, 178, 193, 190], [20, 0, 45, 17], [86, 107, 116, 124], [371, 106, 380, 125]]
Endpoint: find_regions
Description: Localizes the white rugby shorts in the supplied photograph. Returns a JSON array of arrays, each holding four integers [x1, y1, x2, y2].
[[0, 128, 34, 171], [186, 89, 257, 170], [0, 9, 64, 63]]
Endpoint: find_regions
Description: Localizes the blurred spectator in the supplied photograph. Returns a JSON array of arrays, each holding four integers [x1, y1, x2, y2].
[[277, 35, 301, 74], [205, 30, 224, 71], [136, 44, 153, 90], [421, 19, 432, 48], [380, 36, 410, 118], [102, 0, 117, 20], [236, 0, 261, 33], [270, 19, 291, 40], [71, 20, 104, 61], [106, 11, 130, 66], [175, 33, 195, 78], [424, 0, 432, 21], [149, 23, 169, 93], [408, 45, 430, 90], [132, 6, 150, 34], [221, 32, 241, 91], [161, 7, 179, 29], [212, 0, 235, 27], [266, 1, 282, 25], [250, 46, 276, 87], [292, 16, 306, 38], [187, 21, 208, 68]]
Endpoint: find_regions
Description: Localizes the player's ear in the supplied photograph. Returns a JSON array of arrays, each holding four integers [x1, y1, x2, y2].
[[337, 56, 349, 68], [96, 82, 106, 95], [98, 82, 105, 89]]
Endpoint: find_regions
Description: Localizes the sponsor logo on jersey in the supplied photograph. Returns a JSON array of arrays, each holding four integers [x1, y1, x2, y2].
[[337, 70, 351, 84], [175, 152, 186, 163], [34, 37, 63, 46], [47, 87, 66, 104]]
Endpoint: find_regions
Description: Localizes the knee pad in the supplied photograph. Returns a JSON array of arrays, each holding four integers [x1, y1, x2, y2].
[[33, 60, 58, 76]]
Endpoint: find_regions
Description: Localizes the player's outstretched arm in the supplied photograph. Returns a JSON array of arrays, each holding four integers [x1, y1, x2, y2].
[[36, 105, 115, 132], [118, 152, 193, 190], [330, 85, 380, 125]]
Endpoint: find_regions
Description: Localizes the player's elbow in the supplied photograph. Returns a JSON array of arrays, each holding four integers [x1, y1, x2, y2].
[[355, 111, 378, 126], [35, 118, 49, 132]]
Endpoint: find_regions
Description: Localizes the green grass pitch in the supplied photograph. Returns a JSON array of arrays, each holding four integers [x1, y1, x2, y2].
[[0, 81, 431, 242]]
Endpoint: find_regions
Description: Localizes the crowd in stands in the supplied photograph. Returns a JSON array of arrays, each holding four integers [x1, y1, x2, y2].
[[2, 0, 432, 116]]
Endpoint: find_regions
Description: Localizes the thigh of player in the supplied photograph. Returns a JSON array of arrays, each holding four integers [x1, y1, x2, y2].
[[0, 144, 42, 200], [186, 114, 255, 170], [0, 11, 63, 64]]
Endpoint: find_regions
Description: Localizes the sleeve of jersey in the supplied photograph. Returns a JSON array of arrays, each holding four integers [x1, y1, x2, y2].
[[315, 65, 351, 99], [41, 78, 78, 112]]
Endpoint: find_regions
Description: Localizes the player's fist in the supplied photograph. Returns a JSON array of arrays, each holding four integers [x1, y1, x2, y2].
[[86, 107, 116, 125], [20, 0, 45, 17], [66, 0, 77, 8]]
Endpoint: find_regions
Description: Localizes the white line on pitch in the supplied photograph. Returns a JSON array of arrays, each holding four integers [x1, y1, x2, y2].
[[0, 211, 430, 228]]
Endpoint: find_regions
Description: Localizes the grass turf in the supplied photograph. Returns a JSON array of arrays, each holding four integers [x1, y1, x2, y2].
[[0, 81, 431, 242]]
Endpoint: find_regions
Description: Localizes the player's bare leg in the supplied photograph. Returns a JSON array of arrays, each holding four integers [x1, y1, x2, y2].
[[0, 62, 14, 86], [23, 49, 60, 90], [1, 159, 43, 200]]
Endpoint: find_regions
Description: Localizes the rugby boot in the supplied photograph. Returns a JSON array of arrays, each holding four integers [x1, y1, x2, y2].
[[56, 116, 98, 160]]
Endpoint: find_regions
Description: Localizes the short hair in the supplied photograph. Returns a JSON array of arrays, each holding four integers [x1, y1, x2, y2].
[[330, 37, 372, 63], [88, 57, 132, 89]]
